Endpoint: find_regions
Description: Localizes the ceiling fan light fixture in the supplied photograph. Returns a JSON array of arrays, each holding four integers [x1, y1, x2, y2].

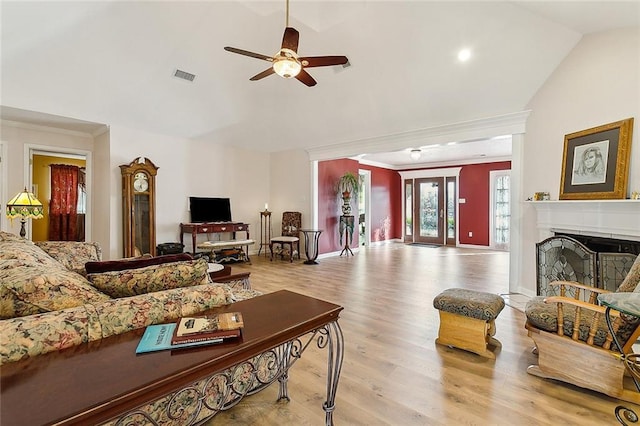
[[273, 58, 301, 78], [410, 149, 422, 161]]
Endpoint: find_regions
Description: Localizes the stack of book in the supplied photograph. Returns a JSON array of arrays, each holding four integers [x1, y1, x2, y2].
[[136, 312, 244, 354]]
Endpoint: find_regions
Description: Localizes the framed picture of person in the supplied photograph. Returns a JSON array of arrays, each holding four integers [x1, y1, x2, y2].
[[559, 118, 634, 200]]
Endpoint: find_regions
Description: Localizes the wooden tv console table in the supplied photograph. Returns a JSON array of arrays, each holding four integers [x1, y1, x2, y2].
[[180, 221, 250, 254], [1, 290, 344, 426]]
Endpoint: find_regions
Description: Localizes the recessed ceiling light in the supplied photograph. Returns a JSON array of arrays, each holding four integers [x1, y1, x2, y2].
[[458, 49, 471, 62], [447, 142, 457, 146]]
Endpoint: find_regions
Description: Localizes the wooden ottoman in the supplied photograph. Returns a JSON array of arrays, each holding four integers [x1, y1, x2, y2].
[[433, 288, 505, 359]]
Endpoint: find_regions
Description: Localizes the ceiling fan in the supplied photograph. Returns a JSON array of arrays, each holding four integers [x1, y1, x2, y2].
[[224, 0, 349, 87]]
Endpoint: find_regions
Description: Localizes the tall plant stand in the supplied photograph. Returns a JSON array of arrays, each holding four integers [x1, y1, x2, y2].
[[258, 209, 271, 256], [339, 215, 354, 257]]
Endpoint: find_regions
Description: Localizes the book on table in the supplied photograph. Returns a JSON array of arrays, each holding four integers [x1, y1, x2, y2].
[[135, 323, 224, 354], [171, 312, 244, 345]]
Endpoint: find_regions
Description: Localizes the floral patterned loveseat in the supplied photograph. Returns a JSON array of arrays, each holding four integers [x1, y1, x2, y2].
[[0, 231, 280, 424]]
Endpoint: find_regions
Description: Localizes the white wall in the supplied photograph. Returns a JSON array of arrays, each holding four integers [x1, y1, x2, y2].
[[107, 124, 271, 259], [0, 122, 95, 237], [519, 27, 640, 295], [269, 149, 312, 228]]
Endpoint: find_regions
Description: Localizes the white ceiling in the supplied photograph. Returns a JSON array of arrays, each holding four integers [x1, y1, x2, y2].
[[2, 1, 639, 168]]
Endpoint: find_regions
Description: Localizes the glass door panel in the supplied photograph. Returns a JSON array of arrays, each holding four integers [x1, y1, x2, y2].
[[404, 180, 413, 242], [414, 178, 444, 245], [446, 177, 456, 245], [492, 173, 510, 250]]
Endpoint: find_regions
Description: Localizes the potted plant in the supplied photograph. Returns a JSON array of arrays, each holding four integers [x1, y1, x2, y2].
[[337, 171, 360, 199], [337, 171, 361, 215]]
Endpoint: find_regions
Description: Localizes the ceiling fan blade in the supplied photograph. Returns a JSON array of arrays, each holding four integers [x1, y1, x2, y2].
[[281, 27, 299, 53], [224, 46, 273, 62], [250, 68, 275, 81], [299, 56, 349, 68], [295, 69, 317, 87]]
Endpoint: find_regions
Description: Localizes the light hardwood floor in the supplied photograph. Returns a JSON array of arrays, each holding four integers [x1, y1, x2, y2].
[[207, 243, 634, 425]]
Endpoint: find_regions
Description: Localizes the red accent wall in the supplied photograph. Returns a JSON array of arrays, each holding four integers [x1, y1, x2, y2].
[[317, 160, 402, 254], [318, 159, 359, 254], [318, 159, 509, 252], [359, 164, 402, 242], [458, 161, 511, 245]]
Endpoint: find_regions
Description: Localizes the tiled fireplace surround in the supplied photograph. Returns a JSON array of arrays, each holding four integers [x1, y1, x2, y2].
[[532, 200, 640, 296]]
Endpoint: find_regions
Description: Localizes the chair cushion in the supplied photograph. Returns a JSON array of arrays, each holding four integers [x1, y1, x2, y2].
[[433, 288, 505, 321], [525, 295, 640, 349], [87, 258, 210, 298], [270, 236, 299, 242]]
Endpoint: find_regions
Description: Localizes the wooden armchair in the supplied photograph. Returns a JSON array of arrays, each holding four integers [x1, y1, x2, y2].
[[525, 254, 640, 403]]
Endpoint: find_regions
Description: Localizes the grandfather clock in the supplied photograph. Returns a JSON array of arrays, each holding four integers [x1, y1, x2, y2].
[[120, 157, 158, 257]]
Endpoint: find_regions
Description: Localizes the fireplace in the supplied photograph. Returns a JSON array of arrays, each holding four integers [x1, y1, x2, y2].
[[536, 234, 638, 296], [531, 200, 640, 296]]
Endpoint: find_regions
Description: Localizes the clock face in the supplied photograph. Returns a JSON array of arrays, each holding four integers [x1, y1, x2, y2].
[[133, 172, 149, 192]]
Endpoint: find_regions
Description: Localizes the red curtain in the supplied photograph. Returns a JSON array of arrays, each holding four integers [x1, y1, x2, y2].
[[49, 164, 79, 241]]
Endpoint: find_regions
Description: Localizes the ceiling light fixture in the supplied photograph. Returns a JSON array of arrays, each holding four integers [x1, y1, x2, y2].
[[458, 48, 471, 62], [410, 149, 422, 161], [272, 49, 302, 78]]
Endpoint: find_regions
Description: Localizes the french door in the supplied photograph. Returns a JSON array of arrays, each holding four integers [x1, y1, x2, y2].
[[414, 177, 444, 244], [405, 177, 456, 245]]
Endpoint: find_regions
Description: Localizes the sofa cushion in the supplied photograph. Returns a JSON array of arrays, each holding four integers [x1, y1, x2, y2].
[[0, 305, 102, 364], [0, 264, 111, 319], [87, 258, 210, 298], [0, 240, 63, 269], [0, 283, 234, 364], [85, 253, 193, 274], [96, 283, 232, 338], [34, 241, 102, 276], [0, 231, 23, 242]]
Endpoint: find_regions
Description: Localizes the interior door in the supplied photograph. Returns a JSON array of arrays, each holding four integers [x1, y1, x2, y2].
[[414, 177, 444, 245]]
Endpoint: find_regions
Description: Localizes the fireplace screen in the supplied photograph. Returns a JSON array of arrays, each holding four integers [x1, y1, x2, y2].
[[598, 252, 638, 292], [536, 236, 596, 297]]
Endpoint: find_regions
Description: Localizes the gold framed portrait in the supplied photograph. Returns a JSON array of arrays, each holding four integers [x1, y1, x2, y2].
[[559, 118, 634, 200]]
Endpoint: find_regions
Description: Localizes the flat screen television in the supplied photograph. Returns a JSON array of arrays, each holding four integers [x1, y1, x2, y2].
[[189, 197, 232, 223]]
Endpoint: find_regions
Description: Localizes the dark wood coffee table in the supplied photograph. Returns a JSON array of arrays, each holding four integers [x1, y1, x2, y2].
[[1, 290, 344, 426]]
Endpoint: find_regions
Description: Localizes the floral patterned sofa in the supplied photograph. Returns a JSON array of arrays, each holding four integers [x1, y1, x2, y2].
[[0, 231, 280, 424]]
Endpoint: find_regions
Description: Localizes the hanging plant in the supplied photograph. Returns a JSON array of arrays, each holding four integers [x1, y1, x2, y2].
[[337, 171, 360, 199]]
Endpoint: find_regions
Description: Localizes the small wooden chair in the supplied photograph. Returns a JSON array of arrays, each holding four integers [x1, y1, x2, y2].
[[525, 254, 640, 403], [269, 211, 301, 262]]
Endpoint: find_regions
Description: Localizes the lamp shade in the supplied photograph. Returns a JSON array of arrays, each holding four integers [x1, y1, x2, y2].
[[410, 149, 422, 161], [6, 188, 44, 219], [273, 58, 302, 78]]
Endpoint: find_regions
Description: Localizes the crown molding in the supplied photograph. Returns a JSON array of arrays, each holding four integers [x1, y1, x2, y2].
[[307, 110, 530, 162]]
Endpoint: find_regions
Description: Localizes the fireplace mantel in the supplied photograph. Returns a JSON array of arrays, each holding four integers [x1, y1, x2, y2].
[[530, 200, 640, 242]]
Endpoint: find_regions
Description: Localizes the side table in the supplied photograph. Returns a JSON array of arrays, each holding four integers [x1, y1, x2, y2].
[[339, 215, 354, 257], [598, 292, 640, 425], [300, 229, 323, 264]]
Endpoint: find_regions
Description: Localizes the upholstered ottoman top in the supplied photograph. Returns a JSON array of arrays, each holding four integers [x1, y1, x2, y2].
[[433, 288, 505, 321]]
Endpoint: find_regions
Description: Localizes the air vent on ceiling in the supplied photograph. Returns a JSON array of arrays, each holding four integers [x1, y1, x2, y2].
[[174, 69, 196, 82]]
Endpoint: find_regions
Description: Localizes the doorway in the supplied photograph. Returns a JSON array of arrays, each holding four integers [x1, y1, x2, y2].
[[404, 175, 458, 246], [413, 178, 444, 244], [29, 147, 90, 242]]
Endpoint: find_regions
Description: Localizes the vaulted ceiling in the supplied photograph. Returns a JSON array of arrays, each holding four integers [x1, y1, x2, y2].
[[2, 1, 638, 167]]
